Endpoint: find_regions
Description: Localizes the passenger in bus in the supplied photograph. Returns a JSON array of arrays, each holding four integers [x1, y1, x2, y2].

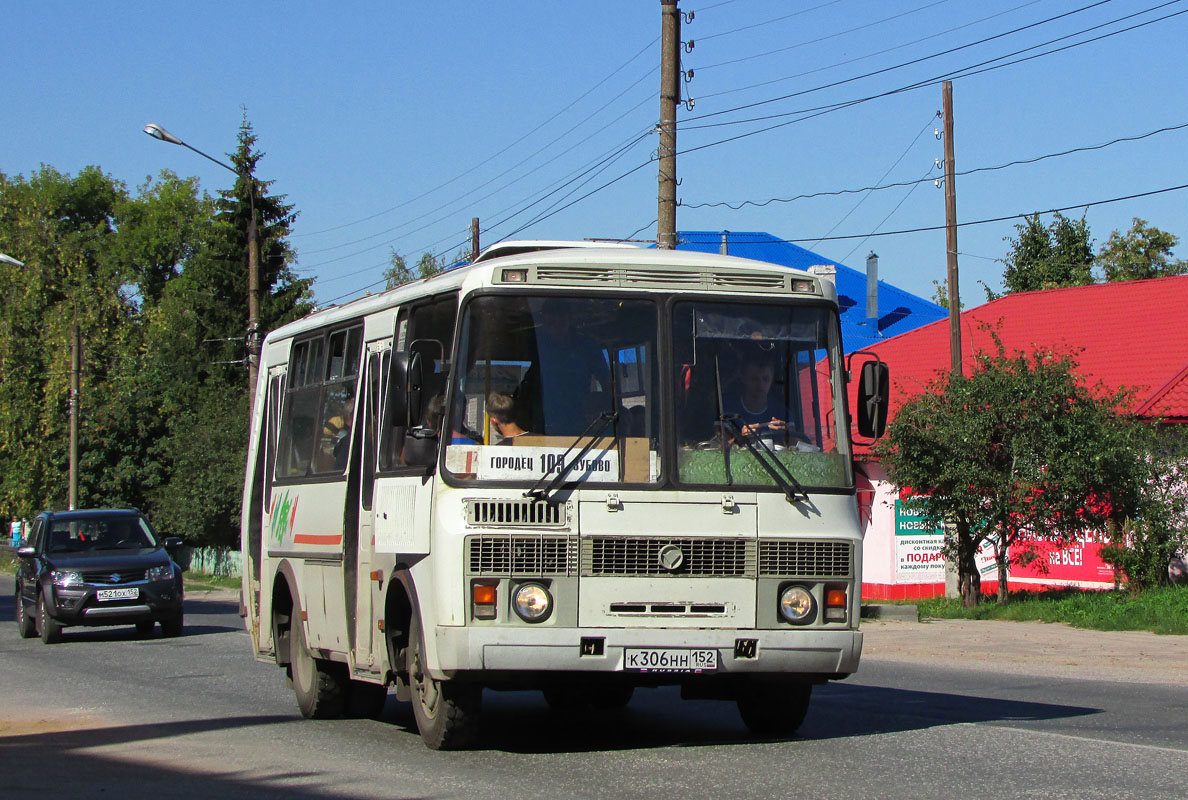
[[529, 303, 609, 435], [722, 352, 807, 448], [488, 392, 530, 444]]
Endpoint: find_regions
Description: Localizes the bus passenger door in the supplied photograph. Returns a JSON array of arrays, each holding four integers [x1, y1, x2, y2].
[[352, 343, 388, 670]]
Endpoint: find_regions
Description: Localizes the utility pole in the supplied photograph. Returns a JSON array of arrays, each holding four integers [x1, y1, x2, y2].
[[69, 324, 80, 510], [657, 0, 681, 249], [942, 81, 961, 376], [247, 193, 261, 416], [470, 217, 481, 262]]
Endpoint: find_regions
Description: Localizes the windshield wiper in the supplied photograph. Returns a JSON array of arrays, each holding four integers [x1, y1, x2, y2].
[[720, 415, 810, 504], [525, 409, 619, 504]]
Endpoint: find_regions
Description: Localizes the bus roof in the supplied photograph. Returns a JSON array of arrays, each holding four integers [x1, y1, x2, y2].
[[266, 242, 830, 345]]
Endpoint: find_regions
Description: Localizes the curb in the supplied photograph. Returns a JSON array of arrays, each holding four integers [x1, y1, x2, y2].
[[861, 603, 919, 622]]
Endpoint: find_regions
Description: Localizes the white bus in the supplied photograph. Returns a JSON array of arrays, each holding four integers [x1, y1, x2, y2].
[[241, 241, 887, 749]]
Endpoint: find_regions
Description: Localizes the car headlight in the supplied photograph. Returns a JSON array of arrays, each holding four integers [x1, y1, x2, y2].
[[512, 583, 552, 622], [147, 563, 174, 582], [779, 585, 815, 623], [52, 570, 84, 588]]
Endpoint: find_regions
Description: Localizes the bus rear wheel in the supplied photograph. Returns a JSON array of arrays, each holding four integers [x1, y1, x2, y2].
[[290, 618, 345, 719], [408, 615, 480, 750], [736, 680, 812, 737]]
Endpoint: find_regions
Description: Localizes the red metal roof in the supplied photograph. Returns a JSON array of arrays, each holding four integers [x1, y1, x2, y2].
[[850, 276, 1188, 436]]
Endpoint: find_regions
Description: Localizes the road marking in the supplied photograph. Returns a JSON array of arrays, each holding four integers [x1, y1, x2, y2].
[[974, 722, 1188, 755]]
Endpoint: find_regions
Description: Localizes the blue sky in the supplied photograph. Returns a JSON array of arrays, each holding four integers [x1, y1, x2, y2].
[[5, 1, 1186, 307]]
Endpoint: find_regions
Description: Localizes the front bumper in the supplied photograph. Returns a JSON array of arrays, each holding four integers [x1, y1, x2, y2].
[[431, 625, 862, 680], [50, 582, 183, 626]]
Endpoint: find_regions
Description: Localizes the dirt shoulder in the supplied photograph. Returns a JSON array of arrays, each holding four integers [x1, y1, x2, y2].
[[861, 617, 1188, 686]]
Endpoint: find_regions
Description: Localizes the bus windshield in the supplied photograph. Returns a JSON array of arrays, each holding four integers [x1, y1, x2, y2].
[[672, 300, 851, 491], [444, 295, 660, 484], [443, 293, 850, 490]]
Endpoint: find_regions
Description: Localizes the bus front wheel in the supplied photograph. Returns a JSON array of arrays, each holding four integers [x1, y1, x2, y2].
[[408, 615, 480, 750], [290, 617, 345, 719], [736, 680, 812, 737]]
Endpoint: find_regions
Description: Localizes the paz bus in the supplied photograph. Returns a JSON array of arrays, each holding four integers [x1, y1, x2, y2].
[[240, 241, 887, 749]]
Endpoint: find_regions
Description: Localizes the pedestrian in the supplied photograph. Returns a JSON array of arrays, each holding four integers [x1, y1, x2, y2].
[[10, 515, 22, 547]]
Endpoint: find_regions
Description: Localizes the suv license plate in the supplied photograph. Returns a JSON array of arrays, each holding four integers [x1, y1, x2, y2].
[[97, 587, 139, 602], [623, 648, 717, 672]]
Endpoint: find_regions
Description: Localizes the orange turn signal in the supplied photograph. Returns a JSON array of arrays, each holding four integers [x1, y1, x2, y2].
[[825, 588, 847, 607], [473, 584, 497, 605]]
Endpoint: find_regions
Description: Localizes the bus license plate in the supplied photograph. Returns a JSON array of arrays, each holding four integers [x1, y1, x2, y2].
[[624, 648, 717, 672], [96, 587, 139, 602]]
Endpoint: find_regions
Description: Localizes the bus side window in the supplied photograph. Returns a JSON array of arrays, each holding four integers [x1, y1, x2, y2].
[[409, 295, 458, 432]]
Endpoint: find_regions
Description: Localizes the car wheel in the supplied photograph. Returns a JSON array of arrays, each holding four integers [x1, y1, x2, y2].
[[15, 588, 36, 639], [736, 680, 812, 737], [160, 612, 184, 638], [38, 593, 62, 645], [289, 616, 345, 719], [136, 620, 156, 637], [408, 614, 480, 750]]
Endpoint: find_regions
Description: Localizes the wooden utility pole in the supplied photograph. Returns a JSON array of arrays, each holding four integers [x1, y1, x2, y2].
[[69, 324, 80, 510], [942, 81, 962, 376], [657, 0, 681, 249], [470, 217, 481, 262]]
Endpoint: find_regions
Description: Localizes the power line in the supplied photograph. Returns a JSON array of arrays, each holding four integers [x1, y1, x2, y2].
[[697, 0, 847, 43], [697, 0, 954, 69], [697, 0, 1045, 102], [292, 37, 658, 241], [672, 4, 1188, 159], [683, 120, 1188, 210], [727, 183, 1188, 244]]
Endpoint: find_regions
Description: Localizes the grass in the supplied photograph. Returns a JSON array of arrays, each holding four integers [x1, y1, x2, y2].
[[918, 586, 1188, 635], [182, 572, 241, 592]]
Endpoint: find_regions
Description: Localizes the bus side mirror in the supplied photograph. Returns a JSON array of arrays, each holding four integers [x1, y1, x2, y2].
[[403, 427, 438, 467], [855, 360, 889, 439]]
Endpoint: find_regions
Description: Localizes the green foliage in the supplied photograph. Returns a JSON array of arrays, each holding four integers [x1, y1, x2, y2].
[[1002, 212, 1094, 293], [918, 586, 1188, 635], [1098, 425, 1188, 593], [874, 334, 1144, 607], [384, 249, 454, 290], [1094, 217, 1187, 283], [0, 118, 312, 548]]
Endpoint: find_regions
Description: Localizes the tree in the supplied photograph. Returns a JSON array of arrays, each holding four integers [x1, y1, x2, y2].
[[1095, 218, 1187, 283], [1001, 212, 1094, 293], [1099, 424, 1188, 592], [874, 337, 1143, 606], [383, 249, 458, 290]]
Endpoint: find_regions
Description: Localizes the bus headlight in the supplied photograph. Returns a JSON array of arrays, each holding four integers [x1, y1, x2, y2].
[[778, 585, 814, 623], [512, 583, 552, 623]]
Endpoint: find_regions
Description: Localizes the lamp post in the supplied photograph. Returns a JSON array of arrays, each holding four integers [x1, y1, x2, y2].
[[143, 123, 261, 411], [0, 253, 25, 268]]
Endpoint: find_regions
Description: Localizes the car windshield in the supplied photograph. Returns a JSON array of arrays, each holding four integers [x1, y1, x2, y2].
[[47, 516, 159, 553]]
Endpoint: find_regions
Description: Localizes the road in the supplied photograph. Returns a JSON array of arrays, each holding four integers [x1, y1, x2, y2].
[[1, 574, 1185, 800]]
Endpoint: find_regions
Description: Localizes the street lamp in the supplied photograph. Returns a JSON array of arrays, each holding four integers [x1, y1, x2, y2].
[[143, 123, 262, 409], [0, 253, 25, 268]]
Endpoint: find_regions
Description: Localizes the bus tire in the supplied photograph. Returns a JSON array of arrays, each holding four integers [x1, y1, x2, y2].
[[408, 615, 480, 750], [290, 617, 345, 719], [736, 680, 812, 737], [588, 683, 634, 710]]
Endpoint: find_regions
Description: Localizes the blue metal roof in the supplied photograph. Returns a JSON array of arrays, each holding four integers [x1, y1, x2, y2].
[[674, 231, 946, 353]]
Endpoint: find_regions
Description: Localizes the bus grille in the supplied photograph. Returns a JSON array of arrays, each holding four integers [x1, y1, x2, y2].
[[466, 535, 576, 576], [465, 498, 569, 528], [758, 540, 852, 577], [582, 537, 755, 577], [529, 265, 796, 293]]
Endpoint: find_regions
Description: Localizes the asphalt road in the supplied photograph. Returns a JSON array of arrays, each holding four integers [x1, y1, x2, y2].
[[1, 574, 1185, 800]]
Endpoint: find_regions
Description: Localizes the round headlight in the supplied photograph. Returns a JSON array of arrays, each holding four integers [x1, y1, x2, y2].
[[52, 570, 84, 588], [779, 585, 814, 623], [512, 583, 552, 622]]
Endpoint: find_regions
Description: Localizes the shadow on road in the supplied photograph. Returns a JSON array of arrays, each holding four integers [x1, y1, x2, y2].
[[373, 679, 1101, 754], [0, 715, 421, 800]]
